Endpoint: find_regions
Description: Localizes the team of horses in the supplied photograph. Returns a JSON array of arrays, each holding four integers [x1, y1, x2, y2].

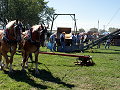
[[0, 20, 46, 74]]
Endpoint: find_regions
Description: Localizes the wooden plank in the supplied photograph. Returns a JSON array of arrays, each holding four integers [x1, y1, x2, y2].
[[39, 52, 90, 58]]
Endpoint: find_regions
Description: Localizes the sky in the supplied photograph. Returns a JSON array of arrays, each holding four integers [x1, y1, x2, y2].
[[46, 0, 120, 31]]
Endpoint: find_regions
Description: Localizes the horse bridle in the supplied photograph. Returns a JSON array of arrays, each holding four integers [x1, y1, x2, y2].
[[14, 24, 22, 42]]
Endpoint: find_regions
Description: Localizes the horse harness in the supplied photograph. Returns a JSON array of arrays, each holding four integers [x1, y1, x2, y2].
[[24, 28, 44, 53]]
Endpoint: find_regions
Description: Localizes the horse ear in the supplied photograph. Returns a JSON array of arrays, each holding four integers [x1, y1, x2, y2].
[[41, 24, 43, 27], [22, 26, 25, 32], [41, 24, 45, 30], [45, 24, 49, 29], [30, 28, 33, 31], [38, 27, 41, 31]]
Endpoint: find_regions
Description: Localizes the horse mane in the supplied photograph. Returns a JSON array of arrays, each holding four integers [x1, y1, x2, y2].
[[6, 20, 16, 29], [32, 25, 41, 32]]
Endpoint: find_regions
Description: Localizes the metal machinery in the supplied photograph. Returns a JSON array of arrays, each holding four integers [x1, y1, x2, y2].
[[56, 27, 72, 52], [83, 29, 120, 50], [55, 27, 84, 52], [50, 14, 84, 52]]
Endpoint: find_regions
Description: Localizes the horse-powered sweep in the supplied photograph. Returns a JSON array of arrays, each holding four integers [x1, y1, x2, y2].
[[0, 20, 94, 75], [0, 20, 23, 72], [21, 25, 45, 74]]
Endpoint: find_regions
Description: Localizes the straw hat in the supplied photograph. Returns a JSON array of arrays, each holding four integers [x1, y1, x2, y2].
[[62, 32, 66, 34]]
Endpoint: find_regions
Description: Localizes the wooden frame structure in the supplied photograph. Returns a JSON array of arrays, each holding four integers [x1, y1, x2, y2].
[[50, 14, 77, 33]]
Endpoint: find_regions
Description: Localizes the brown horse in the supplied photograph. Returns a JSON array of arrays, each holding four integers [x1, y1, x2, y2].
[[0, 20, 22, 72], [21, 25, 44, 74]]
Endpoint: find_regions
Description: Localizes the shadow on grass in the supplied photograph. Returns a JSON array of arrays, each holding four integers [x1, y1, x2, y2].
[[91, 51, 120, 54], [28, 69, 75, 88], [3, 70, 47, 89], [46, 64, 78, 67], [98, 48, 120, 51], [85, 49, 120, 54]]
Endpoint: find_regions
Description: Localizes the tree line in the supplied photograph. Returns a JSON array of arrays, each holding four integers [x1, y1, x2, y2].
[[0, 0, 55, 26], [79, 27, 119, 34], [0, 0, 118, 33]]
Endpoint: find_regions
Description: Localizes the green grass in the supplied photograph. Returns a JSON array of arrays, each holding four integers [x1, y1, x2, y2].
[[0, 45, 120, 90]]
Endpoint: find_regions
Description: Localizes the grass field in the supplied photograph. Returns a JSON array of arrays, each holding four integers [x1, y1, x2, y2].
[[0, 45, 120, 90]]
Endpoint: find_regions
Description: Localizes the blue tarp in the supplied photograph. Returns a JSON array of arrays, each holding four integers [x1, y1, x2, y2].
[[47, 42, 52, 50]]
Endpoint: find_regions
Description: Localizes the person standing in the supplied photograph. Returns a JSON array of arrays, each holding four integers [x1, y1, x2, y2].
[[80, 33, 84, 43], [49, 33, 56, 51], [60, 32, 66, 52], [72, 33, 76, 45], [105, 39, 111, 49], [96, 33, 101, 48], [76, 33, 81, 45]]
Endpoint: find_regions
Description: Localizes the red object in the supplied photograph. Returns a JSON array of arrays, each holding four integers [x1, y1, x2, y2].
[[39, 52, 90, 59]]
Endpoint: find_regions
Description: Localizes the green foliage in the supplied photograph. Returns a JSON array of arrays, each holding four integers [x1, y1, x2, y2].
[[89, 27, 98, 33], [79, 28, 85, 33], [39, 6, 55, 25], [0, 45, 120, 89], [99, 29, 106, 34], [0, 0, 55, 25], [108, 27, 118, 33]]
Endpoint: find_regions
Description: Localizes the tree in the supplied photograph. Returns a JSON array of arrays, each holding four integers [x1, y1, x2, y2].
[[108, 27, 118, 33], [0, 0, 55, 26], [99, 29, 106, 34], [0, 0, 8, 24], [39, 6, 55, 26], [89, 28, 98, 33], [78, 28, 85, 33]]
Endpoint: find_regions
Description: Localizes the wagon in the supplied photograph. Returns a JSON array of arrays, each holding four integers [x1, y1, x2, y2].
[[56, 27, 84, 52]]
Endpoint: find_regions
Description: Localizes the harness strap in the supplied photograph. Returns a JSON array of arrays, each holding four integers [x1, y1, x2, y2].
[[33, 47, 40, 53]]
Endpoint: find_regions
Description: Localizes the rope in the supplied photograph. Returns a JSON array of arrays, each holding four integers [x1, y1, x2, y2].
[[106, 8, 120, 28]]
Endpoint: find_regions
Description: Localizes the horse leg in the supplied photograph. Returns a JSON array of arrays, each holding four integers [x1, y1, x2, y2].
[[2, 53, 9, 69], [0, 53, 2, 70], [34, 51, 39, 75], [22, 52, 29, 71], [25, 55, 29, 68], [9, 52, 16, 73], [24, 53, 33, 68], [29, 53, 33, 62]]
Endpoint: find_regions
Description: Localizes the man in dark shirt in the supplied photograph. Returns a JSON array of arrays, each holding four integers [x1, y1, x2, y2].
[[60, 32, 66, 52]]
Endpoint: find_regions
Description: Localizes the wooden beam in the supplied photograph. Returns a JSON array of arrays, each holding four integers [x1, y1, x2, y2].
[[39, 52, 91, 59]]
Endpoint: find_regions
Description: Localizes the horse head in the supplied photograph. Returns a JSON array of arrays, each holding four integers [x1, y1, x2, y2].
[[31, 25, 43, 42], [0, 20, 24, 73], [38, 24, 48, 47], [5, 20, 23, 43], [14, 21, 24, 42]]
